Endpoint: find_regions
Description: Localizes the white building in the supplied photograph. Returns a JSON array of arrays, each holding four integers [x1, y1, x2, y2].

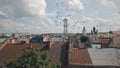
[[91, 44, 101, 49], [50, 37, 64, 42]]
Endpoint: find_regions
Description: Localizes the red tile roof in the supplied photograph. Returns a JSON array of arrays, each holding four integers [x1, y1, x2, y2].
[[49, 42, 63, 63], [0, 42, 63, 66], [0, 43, 47, 66], [69, 48, 92, 65]]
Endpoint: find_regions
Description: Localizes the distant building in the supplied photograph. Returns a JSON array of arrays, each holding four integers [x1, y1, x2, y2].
[[82, 27, 87, 36], [112, 31, 120, 36], [90, 27, 98, 42], [11, 38, 16, 44], [50, 37, 64, 42], [91, 44, 101, 49], [10, 34, 32, 44], [43, 34, 50, 42], [98, 37, 111, 48], [109, 36, 120, 47], [1, 34, 11, 38], [43, 34, 64, 42]]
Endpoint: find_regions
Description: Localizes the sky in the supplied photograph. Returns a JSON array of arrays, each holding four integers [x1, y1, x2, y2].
[[0, 0, 120, 34]]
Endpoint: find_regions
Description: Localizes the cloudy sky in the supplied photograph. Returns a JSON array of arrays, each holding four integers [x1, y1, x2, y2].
[[0, 0, 120, 34]]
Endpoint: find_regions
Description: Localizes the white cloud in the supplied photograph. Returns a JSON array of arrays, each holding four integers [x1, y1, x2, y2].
[[99, 0, 120, 9], [47, 12, 56, 17], [0, 0, 63, 33], [0, 19, 21, 32], [99, 0, 116, 8], [67, 0, 84, 12], [83, 17, 94, 22], [81, 16, 120, 32], [0, 0, 47, 18], [26, 0, 47, 16], [0, 19, 62, 33], [0, 11, 8, 18], [57, 0, 84, 12], [1, 0, 119, 34]]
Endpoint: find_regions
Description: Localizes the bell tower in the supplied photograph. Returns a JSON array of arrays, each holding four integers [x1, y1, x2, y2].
[[91, 27, 98, 42], [63, 18, 68, 39]]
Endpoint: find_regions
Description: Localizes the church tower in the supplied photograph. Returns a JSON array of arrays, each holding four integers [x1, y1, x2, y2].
[[82, 27, 86, 36], [91, 27, 98, 42]]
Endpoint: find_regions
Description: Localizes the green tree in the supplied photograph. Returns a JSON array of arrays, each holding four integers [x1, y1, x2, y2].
[[109, 31, 113, 34], [80, 36, 90, 43], [6, 48, 60, 68]]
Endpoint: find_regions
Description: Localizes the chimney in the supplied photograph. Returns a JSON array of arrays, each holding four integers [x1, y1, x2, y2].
[[29, 44, 32, 49], [12, 33, 15, 38], [49, 42, 55, 50]]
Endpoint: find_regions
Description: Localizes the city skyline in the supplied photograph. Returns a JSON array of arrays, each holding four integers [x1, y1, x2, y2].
[[0, 0, 120, 34]]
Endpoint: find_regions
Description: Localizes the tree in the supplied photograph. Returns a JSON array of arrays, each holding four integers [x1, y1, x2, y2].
[[80, 36, 90, 43], [6, 48, 60, 68], [109, 31, 113, 34]]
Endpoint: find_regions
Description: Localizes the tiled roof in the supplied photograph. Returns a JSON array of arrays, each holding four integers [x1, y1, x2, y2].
[[0, 41, 63, 66], [0, 43, 47, 66], [69, 48, 92, 65], [49, 42, 63, 63], [69, 48, 120, 68]]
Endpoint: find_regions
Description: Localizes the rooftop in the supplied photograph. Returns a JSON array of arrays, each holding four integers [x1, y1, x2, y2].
[[69, 48, 92, 65], [69, 48, 120, 66], [0, 42, 63, 66], [0, 38, 6, 44], [88, 48, 120, 66], [49, 42, 63, 63], [0, 43, 48, 66]]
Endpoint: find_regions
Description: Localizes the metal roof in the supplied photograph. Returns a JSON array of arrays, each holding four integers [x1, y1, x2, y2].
[[88, 48, 120, 66], [0, 38, 6, 44]]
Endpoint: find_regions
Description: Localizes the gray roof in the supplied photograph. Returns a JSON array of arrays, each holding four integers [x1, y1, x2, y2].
[[88, 48, 120, 66], [0, 38, 6, 44]]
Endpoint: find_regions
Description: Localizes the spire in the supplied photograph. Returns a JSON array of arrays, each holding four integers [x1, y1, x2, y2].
[[83, 27, 86, 31], [93, 27, 96, 33]]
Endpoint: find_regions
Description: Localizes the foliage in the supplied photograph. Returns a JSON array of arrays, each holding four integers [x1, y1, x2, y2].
[[80, 36, 90, 43], [53, 63, 61, 68], [109, 31, 113, 34], [6, 48, 60, 68]]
